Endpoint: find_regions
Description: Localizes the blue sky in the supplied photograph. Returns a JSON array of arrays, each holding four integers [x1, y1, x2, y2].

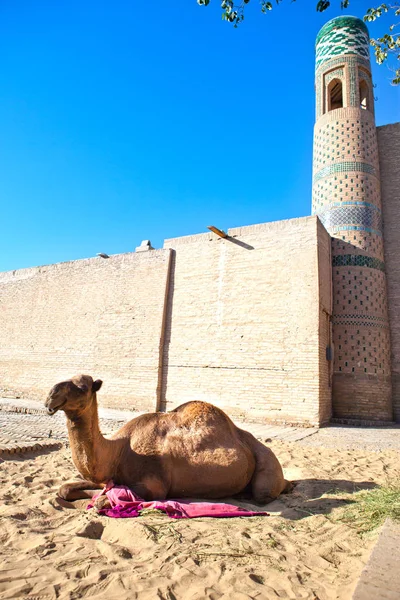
[[0, 0, 399, 272]]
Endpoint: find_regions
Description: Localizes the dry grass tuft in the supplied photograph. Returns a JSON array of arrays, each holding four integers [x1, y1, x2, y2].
[[339, 481, 400, 535]]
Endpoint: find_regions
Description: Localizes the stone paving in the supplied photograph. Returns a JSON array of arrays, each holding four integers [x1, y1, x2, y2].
[[1, 396, 400, 454], [0, 396, 319, 453], [0, 400, 128, 453], [352, 518, 400, 600], [0, 411, 125, 446]]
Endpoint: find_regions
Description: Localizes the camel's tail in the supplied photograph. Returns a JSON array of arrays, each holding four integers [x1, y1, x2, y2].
[[282, 479, 296, 494]]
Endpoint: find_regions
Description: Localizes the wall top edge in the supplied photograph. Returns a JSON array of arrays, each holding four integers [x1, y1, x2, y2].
[[376, 121, 400, 131], [164, 216, 319, 248], [228, 215, 318, 236], [164, 231, 215, 247], [0, 248, 170, 281]]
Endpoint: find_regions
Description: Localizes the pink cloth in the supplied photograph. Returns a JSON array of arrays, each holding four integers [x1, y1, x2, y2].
[[87, 482, 269, 519]]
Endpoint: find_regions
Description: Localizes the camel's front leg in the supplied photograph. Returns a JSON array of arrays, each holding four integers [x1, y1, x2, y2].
[[58, 479, 104, 501]]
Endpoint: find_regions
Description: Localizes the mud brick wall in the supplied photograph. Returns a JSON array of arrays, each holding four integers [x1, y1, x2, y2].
[[0, 250, 171, 411], [162, 216, 332, 426], [379, 122, 400, 422], [0, 218, 332, 424]]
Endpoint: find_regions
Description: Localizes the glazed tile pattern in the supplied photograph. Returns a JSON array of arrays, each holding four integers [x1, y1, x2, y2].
[[313, 161, 377, 184], [333, 316, 389, 329], [318, 205, 383, 231], [329, 225, 382, 237], [316, 17, 370, 69], [332, 254, 385, 272]]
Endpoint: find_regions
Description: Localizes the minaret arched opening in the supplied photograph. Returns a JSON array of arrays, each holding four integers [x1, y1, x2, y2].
[[327, 78, 343, 111], [359, 78, 370, 110]]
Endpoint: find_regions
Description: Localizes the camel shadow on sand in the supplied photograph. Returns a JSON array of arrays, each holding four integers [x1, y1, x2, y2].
[[254, 478, 378, 521]]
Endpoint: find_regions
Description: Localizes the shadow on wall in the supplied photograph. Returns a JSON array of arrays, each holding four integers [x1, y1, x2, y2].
[[159, 250, 176, 413], [225, 236, 255, 251]]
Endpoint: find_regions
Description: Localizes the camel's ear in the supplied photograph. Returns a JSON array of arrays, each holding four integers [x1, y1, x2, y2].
[[92, 379, 103, 393]]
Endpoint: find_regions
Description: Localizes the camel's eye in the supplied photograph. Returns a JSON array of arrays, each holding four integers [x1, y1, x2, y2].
[[77, 385, 89, 394]]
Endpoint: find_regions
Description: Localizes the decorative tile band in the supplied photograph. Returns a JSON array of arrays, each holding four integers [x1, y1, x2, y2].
[[315, 54, 370, 78], [333, 321, 388, 329], [328, 224, 382, 237], [349, 62, 358, 107], [313, 162, 377, 184], [334, 314, 388, 322], [332, 314, 389, 329], [318, 205, 382, 231], [332, 254, 385, 271], [315, 200, 382, 212]]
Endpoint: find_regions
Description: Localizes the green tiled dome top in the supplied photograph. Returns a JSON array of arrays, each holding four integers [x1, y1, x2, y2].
[[315, 16, 370, 69], [316, 16, 369, 46]]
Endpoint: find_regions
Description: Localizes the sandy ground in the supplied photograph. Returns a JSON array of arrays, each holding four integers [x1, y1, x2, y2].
[[0, 441, 399, 600]]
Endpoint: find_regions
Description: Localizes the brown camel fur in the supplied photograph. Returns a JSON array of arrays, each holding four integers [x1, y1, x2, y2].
[[45, 374, 291, 506]]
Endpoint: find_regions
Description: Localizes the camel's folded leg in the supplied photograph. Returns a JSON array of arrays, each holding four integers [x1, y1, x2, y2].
[[92, 494, 112, 512], [239, 429, 290, 504], [58, 480, 104, 501]]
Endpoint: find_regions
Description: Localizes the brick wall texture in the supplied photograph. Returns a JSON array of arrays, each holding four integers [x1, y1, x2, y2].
[[0, 251, 172, 411], [378, 122, 400, 422], [0, 216, 332, 426], [163, 217, 332, 426]]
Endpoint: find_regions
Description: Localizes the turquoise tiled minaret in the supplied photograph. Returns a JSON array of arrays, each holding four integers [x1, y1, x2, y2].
[[312, 16, 393, 421]]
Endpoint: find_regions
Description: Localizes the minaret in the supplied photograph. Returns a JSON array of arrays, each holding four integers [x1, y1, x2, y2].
[[312, 16, 392, 420]]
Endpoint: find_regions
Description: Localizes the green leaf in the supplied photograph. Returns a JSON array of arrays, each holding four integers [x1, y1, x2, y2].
[[316, 0, 331, 12], [261, 1, 273, 11]]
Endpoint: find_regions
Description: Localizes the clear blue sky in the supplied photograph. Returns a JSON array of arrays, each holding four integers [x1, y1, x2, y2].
[[0, 0, 399, 272]]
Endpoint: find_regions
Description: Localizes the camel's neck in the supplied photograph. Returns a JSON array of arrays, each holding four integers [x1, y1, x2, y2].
[[65, 395, 118, 483]]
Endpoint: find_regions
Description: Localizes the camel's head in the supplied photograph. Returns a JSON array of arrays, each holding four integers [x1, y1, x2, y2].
[[45, 375, 103, 417]]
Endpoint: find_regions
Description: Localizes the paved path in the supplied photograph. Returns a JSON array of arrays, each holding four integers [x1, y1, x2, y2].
[[1, 396, 400, 453], [0, 397, 132, 451], [352, 518, 400, 599], [0, 396, 319, 452]]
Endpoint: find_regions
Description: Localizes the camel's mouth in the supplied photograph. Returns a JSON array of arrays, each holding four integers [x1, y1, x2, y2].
[[45, 399, 66, 415]]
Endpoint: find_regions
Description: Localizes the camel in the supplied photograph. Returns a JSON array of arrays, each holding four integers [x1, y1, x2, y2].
[[45, 374, 292, 506]]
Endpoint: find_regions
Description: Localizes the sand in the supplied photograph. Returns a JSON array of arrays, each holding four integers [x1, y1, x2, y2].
[[0, 441, 398, 600]]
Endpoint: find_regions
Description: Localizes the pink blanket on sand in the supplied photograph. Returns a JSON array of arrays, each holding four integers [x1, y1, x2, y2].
[[87, 483, 269, 519]]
